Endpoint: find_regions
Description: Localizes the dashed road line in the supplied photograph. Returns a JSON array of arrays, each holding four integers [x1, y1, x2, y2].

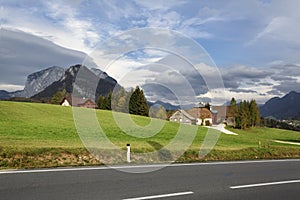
[[230, 179, 300, 189], [123, 191, 194, 200]]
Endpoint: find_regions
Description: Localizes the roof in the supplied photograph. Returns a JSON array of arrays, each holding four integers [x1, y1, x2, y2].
[[60, 97, 96, 107], [187, 107, 212, 119], [180, 109, 196, 120], [78, 99, 97, 106], [171, 109, 196, 120]]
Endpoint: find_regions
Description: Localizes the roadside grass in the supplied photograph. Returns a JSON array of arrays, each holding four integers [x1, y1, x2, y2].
[[216, 127, 300, 150], [0, 101, 299, 169]]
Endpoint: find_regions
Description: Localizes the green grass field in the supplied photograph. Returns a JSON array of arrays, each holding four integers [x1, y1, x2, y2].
[[0, 101, 299, 169]]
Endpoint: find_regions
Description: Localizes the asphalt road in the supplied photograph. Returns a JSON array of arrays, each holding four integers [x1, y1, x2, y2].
[[0, 159, 300, 200]]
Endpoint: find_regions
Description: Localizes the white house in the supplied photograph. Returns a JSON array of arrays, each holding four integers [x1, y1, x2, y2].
[[169, 109, 196, 125], [61, 98, 71, 106], [170, 107, 216, 126]]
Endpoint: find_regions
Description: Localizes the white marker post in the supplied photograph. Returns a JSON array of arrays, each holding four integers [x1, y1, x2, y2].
[[127, 144, 131, 163]]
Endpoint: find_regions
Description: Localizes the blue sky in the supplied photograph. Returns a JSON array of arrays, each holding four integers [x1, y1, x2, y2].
[[1, 0, 300, 104]]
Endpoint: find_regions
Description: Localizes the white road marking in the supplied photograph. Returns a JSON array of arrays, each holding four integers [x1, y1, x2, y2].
[[123, 191, 194, 200], [0, 159, 300, 175], [230, 179, 300, 189]]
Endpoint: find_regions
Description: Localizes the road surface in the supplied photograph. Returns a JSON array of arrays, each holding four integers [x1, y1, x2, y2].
[[0, 159, 300, 200]]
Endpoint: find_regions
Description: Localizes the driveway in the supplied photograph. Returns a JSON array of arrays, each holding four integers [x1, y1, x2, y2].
[[209, 124, 238, 135]]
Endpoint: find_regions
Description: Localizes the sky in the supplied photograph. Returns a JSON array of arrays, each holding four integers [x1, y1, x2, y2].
[[1, 0, 300, 105]]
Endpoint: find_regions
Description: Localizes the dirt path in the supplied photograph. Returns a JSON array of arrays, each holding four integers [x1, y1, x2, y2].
[[208, 124, 238, 135]]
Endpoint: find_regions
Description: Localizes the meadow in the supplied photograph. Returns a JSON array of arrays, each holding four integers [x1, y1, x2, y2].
[[0, 101, 299, 169]]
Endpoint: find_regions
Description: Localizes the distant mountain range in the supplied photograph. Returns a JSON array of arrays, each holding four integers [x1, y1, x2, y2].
[[148, 100, 180, 111], [260, 91, 300, 120], [0, 64, 119, 101], [0, 90, 11, 99]]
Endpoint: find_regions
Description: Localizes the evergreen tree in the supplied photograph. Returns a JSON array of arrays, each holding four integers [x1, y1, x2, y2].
[[129, 87, 139, 115], [229, 98, 238, 127], [139, 89, 149, 116], [249, 99, 261, 127], [239, 100, 250, 129], [97, 91, 112, 110], [229, 98, 261, 129], [104, 91, 112, 110], [129, 86, 149, 116], [97, 95, 106, 109]]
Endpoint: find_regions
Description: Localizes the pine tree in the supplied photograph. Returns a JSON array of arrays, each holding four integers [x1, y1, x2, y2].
[[104, 91, 112, 110], [129, 86, 149, 116], [229, 98, 238, 127], [249, 99, 261, 127], [97, 91, 112, 110], [97, 95, 106, 109], [129, 87, 139, 115], [139, 89, 149, 116], [239, 100, 250, 129]]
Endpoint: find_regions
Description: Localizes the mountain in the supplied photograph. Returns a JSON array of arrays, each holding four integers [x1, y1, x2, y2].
[[33, 64, 120, 101], [260, 91, 300, 120], [1, 28, 102, 100], [22, 66, 65, 98], [0, 66, 66, 99], [90, 68, 118, 85], [0, 90, 11, 99], [148, 100, 181, 111]]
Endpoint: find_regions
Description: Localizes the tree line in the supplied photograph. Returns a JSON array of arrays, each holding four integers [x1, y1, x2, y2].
[[261, 118, 300, 131], [229, 98, 261, 129], [97, 86, 149, 117], [51, 86, 168, 118]]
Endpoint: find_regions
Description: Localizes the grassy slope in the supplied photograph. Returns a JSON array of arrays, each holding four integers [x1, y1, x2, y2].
[[0, 101, 299, 168], [0, 101, 81, 148]]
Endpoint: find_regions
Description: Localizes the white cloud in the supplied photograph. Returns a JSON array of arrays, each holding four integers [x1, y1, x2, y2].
[[0, 84, 24, 92], [1, 1, 101, 53], [249, 17, 300, 46], [134, 0, 187, 11], [0, 29, 96, 88], [2, 0, 300, 103]]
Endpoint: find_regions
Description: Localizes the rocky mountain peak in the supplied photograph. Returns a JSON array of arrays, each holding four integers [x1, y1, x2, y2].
[[21, 66, 65, 98]]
